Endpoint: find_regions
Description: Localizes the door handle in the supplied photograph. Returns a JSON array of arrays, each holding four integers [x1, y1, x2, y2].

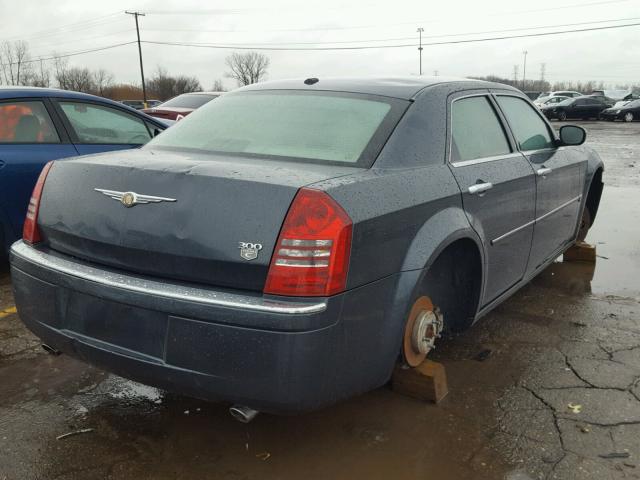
[[468, 182, 493, 195], [537, 167, 553, 177]]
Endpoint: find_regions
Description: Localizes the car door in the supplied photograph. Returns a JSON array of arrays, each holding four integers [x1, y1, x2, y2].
[[0, 98, 78, 247], [447, 92, 536, 306], [494, 94, 586, 274], [53, 100, 154, 155]]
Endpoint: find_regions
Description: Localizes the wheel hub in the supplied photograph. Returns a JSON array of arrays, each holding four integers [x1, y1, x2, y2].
[[411, 308, 443, 355], [402, 296, 444, 366]]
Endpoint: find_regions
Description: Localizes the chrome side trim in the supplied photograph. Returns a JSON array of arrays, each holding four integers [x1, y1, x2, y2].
[[536, 194, 582, 223], [491, 194, 582, 245], [10, 242, 327, 315], [491, 219, 536, 245], [451, 153, 518, 168]]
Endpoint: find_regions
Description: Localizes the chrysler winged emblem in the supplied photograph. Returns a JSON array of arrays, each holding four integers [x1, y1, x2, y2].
[[94, 188, 177, 208], [238, 242, 263, 261]]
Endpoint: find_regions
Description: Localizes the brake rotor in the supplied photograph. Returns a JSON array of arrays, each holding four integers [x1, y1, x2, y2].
[[402, 296, 444, 367]]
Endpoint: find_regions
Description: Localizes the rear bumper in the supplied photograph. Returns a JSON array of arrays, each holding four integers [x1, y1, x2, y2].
[[10, 241, 416, 413]]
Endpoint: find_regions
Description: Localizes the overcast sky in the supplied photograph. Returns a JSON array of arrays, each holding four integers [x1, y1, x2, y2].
[[1, 0, 639, 89]]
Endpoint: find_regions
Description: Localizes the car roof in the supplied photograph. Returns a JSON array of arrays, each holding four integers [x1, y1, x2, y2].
[[180, 91, 225, 96], [237, 76, 519, 100], [0, 86, 121, 104]]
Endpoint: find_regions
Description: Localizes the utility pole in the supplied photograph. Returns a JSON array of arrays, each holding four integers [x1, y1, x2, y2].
[[433, 70, 439, 76], [513, 65, 519, 84], [522, 50, 528, 91], [540, 62, 546, 84], [417, 27, 424, 76], [125, 11, 147, 107]]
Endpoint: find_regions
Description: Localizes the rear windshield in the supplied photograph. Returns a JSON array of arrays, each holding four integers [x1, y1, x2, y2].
[[160, 94, 218, 109], [146, 91, 407, 165]]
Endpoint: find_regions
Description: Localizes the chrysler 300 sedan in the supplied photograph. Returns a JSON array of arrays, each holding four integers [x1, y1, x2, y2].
[[10, 77, 604, 418]]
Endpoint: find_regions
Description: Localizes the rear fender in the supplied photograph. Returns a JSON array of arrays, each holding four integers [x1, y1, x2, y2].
[[399, 206, 486, 314]]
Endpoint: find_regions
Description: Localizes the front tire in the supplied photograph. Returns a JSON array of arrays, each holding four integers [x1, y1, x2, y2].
[[624, 112, 635, 122], [558, 111, 567, 121]]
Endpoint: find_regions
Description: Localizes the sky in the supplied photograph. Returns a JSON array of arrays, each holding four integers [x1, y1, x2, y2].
[[1, 0, 639, 90]]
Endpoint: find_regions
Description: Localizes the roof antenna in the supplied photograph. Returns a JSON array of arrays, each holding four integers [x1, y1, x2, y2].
[[304, 78, 319, 85]]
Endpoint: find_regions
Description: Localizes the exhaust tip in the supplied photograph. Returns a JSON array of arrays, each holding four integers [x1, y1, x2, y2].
[[41, 344, 61, 355], [229, 405, 259, 423]]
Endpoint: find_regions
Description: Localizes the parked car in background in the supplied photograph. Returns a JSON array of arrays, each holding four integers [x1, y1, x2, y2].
[[600, 99, 640, 122], [534, 90, 582, 106], [143, 92, 223, 120], [537, 95, 570, 108], [0, 87, 167, 256], [10, 77, 603, 416], [120, 99, 161, 110], [540, 95, 610, 120]]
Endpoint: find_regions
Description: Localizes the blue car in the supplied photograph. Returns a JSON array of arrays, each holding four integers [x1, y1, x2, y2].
[[0, 87, 167, 256]]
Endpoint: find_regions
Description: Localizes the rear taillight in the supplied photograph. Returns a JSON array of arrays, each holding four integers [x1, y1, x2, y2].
[[264, 188, 353, 297], [23, 161, 54, 244]]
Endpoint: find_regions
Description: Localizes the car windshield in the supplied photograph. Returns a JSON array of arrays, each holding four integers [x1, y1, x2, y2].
[[146, 91, 405, 165], [625, 100, 640, 108], [160, 94, 218, 109]]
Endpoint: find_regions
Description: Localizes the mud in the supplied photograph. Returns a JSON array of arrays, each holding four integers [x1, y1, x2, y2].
[[1, 121, 639, 480]]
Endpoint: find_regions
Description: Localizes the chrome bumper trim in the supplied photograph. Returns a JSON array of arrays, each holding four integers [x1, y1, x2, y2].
[[10, 241, 327, 315]]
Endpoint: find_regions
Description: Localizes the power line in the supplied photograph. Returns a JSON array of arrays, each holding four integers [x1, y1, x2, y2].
[[0, 42, 137, 67], [0, 13, 124, 43], [141, 20, 640, 51], [140, 16, 640, 46]]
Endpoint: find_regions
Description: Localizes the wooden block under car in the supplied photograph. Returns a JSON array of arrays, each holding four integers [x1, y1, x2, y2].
[[392, 360, 449, 404], [563, 241, 596, 263]]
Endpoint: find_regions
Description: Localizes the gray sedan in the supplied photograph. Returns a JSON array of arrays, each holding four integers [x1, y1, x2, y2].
[[9, 77, 604, 417]]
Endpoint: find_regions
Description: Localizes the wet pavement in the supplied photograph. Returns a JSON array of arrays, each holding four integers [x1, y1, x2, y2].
[[1, 121, 639, 480]]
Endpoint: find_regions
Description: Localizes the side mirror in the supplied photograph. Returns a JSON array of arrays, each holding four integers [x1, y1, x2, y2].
[[558, 125, 586, 146]]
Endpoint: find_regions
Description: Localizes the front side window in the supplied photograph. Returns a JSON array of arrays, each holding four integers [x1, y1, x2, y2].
[[496, 96, 555, 151], [450, 96, 511, 162], [147, 91, 404, 165], [0, 101, 59, 144], [59, 102, 151, 145]]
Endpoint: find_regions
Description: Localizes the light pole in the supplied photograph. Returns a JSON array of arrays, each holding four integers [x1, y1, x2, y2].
[[417, 27, 424, 76], [126, 11, 147, 107], [522, 50, 528, 91]]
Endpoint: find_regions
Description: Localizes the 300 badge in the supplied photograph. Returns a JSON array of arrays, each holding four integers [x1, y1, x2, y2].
[[238, 242, 263, 261]]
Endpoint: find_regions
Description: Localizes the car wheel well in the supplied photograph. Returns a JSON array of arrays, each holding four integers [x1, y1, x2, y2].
[[420, 238, 482, 333], [586, 168, 604, 223]]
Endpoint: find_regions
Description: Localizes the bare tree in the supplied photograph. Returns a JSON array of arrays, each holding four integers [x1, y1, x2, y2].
[[0, 40, 33, 85], [225, 51, 270, 87], [53, 55, 71, 90], [147, 66, 202, 100], [29, 58, 51, 87], [212, 78, 226, 92], [93, 69, 114, 96], [65, 67, 95, 93]]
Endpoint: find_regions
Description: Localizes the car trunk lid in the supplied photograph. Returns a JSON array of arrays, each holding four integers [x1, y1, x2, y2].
[[37, 149, 361, 291]]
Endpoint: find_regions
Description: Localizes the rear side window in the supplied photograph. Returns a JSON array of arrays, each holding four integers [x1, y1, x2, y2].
[[0, 101, 59, 144], [451, 96, 511, 162], [496, 96, 555, 151], [59, 102, 152, 145]]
